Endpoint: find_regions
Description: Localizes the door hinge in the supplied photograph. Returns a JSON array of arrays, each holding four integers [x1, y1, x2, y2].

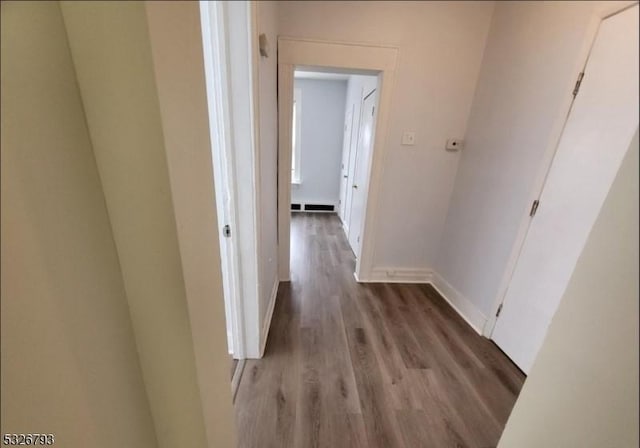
[[496, 303, 503, 317], [572, 72, 584, 97], [222, 224, 231, 238], [529, 199, 540, 217]]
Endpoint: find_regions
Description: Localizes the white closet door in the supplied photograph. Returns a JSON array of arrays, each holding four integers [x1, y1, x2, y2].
[[348, 88, 377, 256], [339, 105, 355, 222], [492, 5, 639, 373]]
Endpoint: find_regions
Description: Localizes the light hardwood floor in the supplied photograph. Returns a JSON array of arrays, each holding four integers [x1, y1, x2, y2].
[[234, 213, 524, 448]]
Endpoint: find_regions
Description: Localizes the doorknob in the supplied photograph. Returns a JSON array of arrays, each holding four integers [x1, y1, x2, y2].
[[352, 184, 358, 189]]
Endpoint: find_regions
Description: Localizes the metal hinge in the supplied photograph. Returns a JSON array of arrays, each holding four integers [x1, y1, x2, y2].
[[496, 303, 503, 317], [222, 224, 231, 238], [530, 199, 540, 217], [573, 72, 584, 97]]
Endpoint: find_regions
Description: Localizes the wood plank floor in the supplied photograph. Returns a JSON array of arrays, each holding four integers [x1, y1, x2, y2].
[[234, 213, 524, 448]]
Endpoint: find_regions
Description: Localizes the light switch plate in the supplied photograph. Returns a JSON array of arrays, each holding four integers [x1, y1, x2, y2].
[[401, 132, 416, 146]]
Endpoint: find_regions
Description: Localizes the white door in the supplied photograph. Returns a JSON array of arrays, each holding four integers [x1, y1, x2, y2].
[[491, 5, 639, 374], [348, 88, 377, 256], [200, 1, 242, 357], [339, 105, 355, 222]]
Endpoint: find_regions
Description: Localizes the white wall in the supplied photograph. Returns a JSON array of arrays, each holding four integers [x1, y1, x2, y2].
[[255, 1, 280, 353], [277, 1, 495, 270], [1, 2, 157, 446], [291, 78, 347, 206], [435, 1, 632, 320], [498, 129, 639, 448]]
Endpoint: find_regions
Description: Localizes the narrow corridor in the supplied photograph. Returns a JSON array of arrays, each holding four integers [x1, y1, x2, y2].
[[235, 213, 524, 448]]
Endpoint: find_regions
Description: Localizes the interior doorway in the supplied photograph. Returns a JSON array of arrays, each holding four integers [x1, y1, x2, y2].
[[489, 4, 639, 374], [277, 38, 399, 282], [289, 68, 379, 262]]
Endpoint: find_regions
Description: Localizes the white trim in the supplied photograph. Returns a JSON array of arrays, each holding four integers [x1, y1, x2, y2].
[[368, 267, 433, 283], [230, 359, 246, 403], [483, 5, 627, 337], [278, 37, 399, 282], [259, 278, 280, 357], [199, 0, 246, 359], [357, 267, 487, 335], [224, 1, 261, 358], [291, 87, 302, 184], [430, 271, 487, 335]]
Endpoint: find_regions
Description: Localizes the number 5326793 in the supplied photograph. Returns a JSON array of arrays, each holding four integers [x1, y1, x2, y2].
[[2, 434, 55, 445]]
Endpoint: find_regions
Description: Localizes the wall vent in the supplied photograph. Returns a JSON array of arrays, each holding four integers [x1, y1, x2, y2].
[[304, 203, 334, 212], [291, 202, 336, 213]]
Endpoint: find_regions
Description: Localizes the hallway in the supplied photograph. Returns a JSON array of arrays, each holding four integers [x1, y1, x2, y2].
[[234, 213, 524, 447]]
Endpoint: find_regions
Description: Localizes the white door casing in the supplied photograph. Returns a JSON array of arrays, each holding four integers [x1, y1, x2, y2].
[[491, 5, 639, 373], [199, 0, 243, 357], [277, 38, 398, 282]]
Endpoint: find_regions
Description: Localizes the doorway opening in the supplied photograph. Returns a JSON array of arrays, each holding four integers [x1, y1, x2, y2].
[[289, 68, 380, 265], [277, 38, 399, 283]]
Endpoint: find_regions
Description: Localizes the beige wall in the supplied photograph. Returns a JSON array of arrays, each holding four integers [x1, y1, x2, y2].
[[60, 2, 214, 447], [145, 2, 236, 446], [0, 2, 157, 446], [255, 1, 281, 342], [276, 1, 495, 270], [436, 1, 635, 321], [498, 129, 639, 447]]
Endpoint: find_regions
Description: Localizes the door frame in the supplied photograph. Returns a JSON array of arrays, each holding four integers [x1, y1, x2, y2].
[[199, 0, 243, 357], [483, 1, 639, 337], [199, 1, 264, 359], [277, 37, 398, 281]]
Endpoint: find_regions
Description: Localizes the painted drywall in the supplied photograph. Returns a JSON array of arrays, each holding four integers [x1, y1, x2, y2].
[[0, 2, 157, 446], [60, 2, 211, 447], [145, 2, 236, 446], [435, 1, 634, 321], [498, 129, 639, 448], [277, 1, 495, 269], [255, 1, 280, 353], [291, 78, 348, 206]]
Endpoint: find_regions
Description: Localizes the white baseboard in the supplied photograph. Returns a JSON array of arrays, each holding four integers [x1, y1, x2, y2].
[[359, 266, 486, 335], [259, 277, 279, 357], [368, 267, 433, 283], [429, 271, 487, 335]]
